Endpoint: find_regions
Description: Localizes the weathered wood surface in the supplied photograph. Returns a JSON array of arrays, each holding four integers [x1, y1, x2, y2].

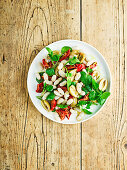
[[0, 0, 127, 170]]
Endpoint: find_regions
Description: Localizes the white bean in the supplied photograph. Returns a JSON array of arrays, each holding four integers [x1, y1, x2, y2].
[[42, 92, 50, 100], [67, 99, 73, 105], [60, 80, 67, 86], [80, 82, 84, 86], [75, 72, 81, 80], [54, 78, 62, 85], [58, 88, 64, 95], [45, 80, 53, 85], [55, 96, 60, 100], [64, 91, 69, 100], [79, 91, 85, 96], [52, 85, 57, 89], [76, 83, 82, 94], [62, 100, 67, 104], [51, 75, 56, 82], [58, 63, 63, 70], [70, 109, 77, 114], [54, 90, 63, 97], [57, 98, 64, 104], [43, 73, 48, 80], [59, 70, 66, 77], [35, 73, 41, 80]]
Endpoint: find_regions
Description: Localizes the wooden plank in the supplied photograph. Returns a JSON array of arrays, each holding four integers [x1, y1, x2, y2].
[[82, 0, 127, 169], [0, 0, 81, 169]]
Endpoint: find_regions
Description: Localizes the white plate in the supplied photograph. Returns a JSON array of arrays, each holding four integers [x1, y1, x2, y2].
[[27, 40, 111, 124]]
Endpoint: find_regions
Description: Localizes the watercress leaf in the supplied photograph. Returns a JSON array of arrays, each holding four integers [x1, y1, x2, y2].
[[87, 74, 92, 84], [46, 85, 53, 92], [101, 92, 110, 99], [89, 91, 96, 100], [78, 95, 83, 99], [51, 54, 61, 61], [67, 79, 72, 90], [78, 100, 88, 105], [61, 46, 72, 54], [71, 82, 76, 86], [82, 108, 92, 114], [46, 47, 53, 55], [86, 102, 92, 109], [85, 84, 92, 92], [69, 56, 80, 65], [92, 79, 99, 90], [39, 72, 44, 76], [97, 98, 106, 105], [86, 67, 93, 73], [46, 68, 55, 76], [36, 78, 43, 84], [65, 72, 72, 77], [36, 96, 42, 100], [57, 104, 68, 108], [46, 92, 55, 100], [80, 71, 87, 84]]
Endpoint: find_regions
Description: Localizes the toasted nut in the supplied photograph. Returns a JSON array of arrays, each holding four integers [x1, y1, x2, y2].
[[64, 91, 69, 100], [58, 88, 64, 95], [57, 98, 64, 104], [76, 112, 84, 121], [59, 70, 66, 77], [41, 100, 50, 111], [69, 85, 78, 97], [54, 78, 62, 85], [55, 96, 60, 100], [92, 70, 100, 80], [76, 83, 82, 94], [60, 80, 67, 86], [51, 75, 57, 82], [75, 72, 81, 80], [42, 92, 50, 100], [67, 99, 73, 105], [54, 90, 63, 97], [77, 52, 85, 63], [71, 97, 77, 107], [99, 78, 108, 91], [58, 63, 63, 70]]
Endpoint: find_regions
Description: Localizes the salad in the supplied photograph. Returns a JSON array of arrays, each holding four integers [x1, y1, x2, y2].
[[35, 46, 110, 121]]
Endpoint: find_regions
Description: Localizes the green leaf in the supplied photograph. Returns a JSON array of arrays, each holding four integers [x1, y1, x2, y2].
[[65, 72, 72, 77], [36, 78, 43, 84], [68, 56, 80, 65], [97, 98, 106, 105], [41, 82, 46, 94], [80, 71, 92, 85], [46, 47, 53, 55], [101, 92, 110, 99], [86, 102, 92, 109], [67, 79, 72, 90], [51, 54, 61, 62], [78, 100, 89, 106], [92, 79, 99, 90], [36, 96, 42, 100], [78, 95, 83, 99], [82, 108, 92, 114], [57, 104, 68, 108], [71, 82, 76, 86], [46, 68, 55, 76], [89, 91, 96, 100], [86, 67, 93, 73], [46, 92, 55, 100], [52, 108, 56, 112], [61, 46, 72, 54], [39, 72, 44, 76], [46, 85, 53, 92]]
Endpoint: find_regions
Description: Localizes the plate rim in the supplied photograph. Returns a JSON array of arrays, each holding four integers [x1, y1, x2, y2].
[[27, 39, 112, 124]]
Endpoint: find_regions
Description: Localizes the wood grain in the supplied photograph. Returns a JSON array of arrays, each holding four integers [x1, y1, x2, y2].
[[0, 0, 127, 170]]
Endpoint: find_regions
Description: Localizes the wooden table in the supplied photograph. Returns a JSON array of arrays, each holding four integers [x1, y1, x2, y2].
[[1, 0, 127, 169]]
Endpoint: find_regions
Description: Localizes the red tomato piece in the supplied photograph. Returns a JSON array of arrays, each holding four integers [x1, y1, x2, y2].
[[68, 95, 74, 99], [36, 82, 44, 93], [51, 99, 57, 111], [42, 59, 49, 68], [80, 93, 89, 101], [66, 65, 76, 70], [76, 64, 86, 72], [56, 109, 66, 120], [59, 49, 70, 61], [90, 62, 97, 69], [48, 61, 53, 68]]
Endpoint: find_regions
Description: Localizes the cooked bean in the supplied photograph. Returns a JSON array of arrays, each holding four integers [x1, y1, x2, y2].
[[57, 98, 64, 104], [36, 73, 41, 80], [64, 91, 69, 100], [58, 63, 63, 70], [42, 92, 50, 100], [43, 73, 48, 80], [60, 80, 67, 86], [54, 78, 62, 85], [58, 88, 64, 95], [75, 72, 81, 80], [55, 96, 60, 100], [54, 90, 63, 97], [51, 75, 57, 82], [67, 99, 73, 105], [59, 70, 66, 77], [76, 83, 82, 94]]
